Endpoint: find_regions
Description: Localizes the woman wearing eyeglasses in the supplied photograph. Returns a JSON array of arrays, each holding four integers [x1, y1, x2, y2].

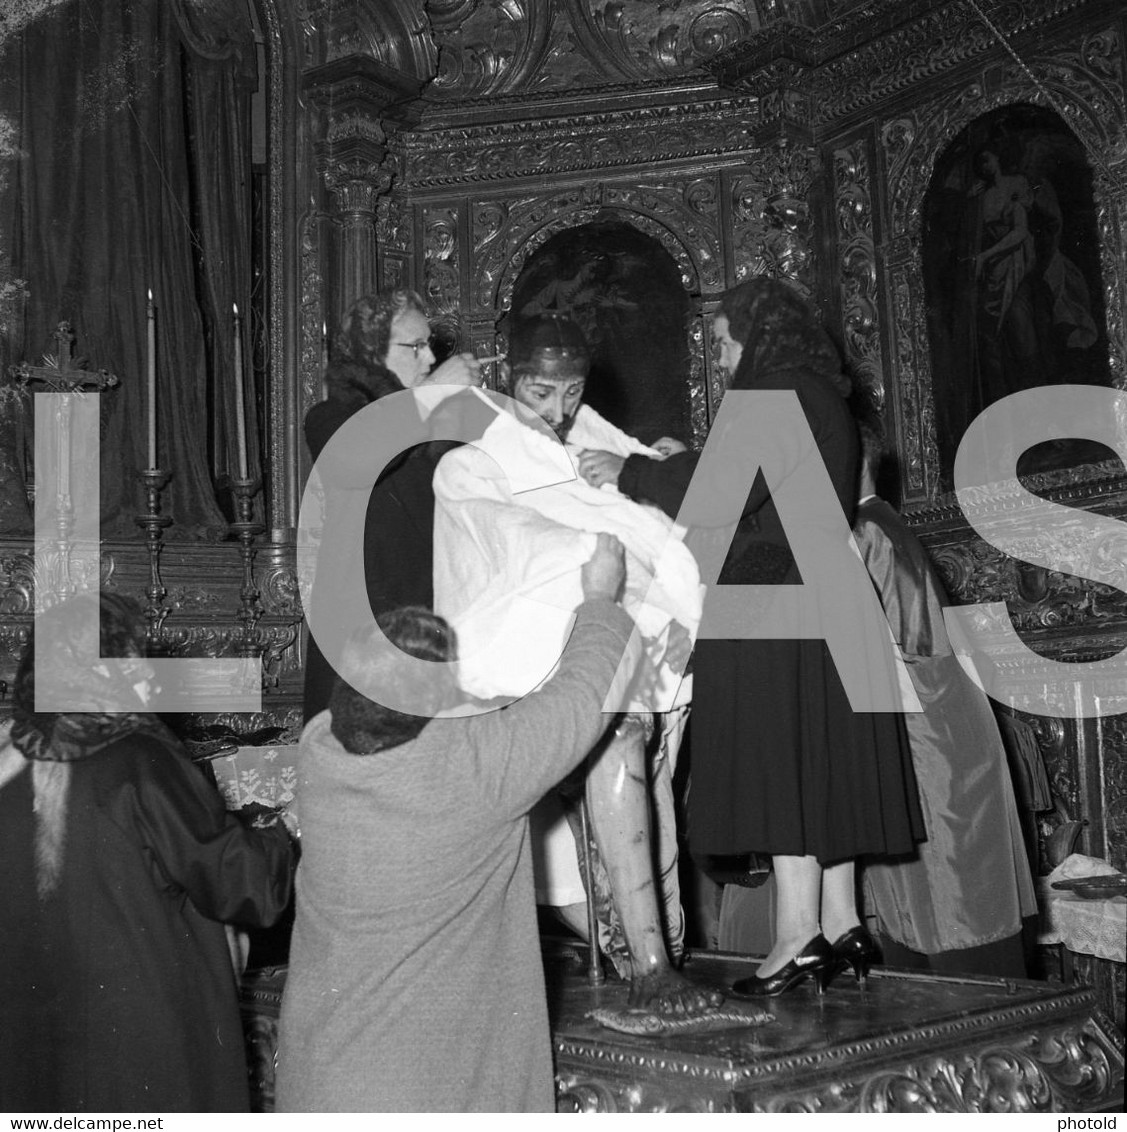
[[302, 290, 490, 721]]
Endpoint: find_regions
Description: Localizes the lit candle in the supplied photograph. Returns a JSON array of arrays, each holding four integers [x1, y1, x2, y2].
[[233, 302, 249, 479], [146, 289, 157, 471], [321, 319, 329, 373]]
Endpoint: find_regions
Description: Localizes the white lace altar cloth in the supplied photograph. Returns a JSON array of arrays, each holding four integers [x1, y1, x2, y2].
[[1037, 854, 1126, 964], [210, 745, 299, 810]]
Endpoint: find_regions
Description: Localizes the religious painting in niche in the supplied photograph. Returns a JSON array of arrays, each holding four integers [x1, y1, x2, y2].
[[923, 104, 1112, 491], [509, 220, 691, 446]]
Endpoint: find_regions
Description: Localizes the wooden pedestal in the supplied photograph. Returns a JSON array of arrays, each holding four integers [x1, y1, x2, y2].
[[549, 949, 1124, 1113], [241, 948, 1124, 1113]]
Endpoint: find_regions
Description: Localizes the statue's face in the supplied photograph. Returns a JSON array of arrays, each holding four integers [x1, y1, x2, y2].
[[384, 307, 436, 387], [512, 373, 587, 442]]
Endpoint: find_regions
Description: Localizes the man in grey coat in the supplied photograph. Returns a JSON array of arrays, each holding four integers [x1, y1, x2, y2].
[[277, 535, 640, 1112]]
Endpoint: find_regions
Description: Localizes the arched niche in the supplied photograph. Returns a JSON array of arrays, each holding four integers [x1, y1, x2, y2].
[[921, 103, 1113, 491], [508, 220, 692, 446], [878, 54, 1127, 505], [492, 205, 704, 313]]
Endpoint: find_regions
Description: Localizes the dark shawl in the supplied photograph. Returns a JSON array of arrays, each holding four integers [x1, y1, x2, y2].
[[0, 633, 294, 1112], [618, 277, 856, 581]]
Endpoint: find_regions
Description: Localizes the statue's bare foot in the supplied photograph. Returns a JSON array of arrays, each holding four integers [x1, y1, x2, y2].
[[628, 967, 725, 1016]]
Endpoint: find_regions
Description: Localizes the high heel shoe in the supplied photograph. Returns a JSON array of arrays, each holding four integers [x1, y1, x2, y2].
[[829, 925, 880, 987], [729, 935, 835, 998]]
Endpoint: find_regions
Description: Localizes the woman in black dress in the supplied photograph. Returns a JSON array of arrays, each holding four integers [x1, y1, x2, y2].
[[578, 278, 923, 996]]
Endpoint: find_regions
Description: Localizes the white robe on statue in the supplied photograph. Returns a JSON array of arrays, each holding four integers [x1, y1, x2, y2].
[[433, 396, 700, 929], [433, 397, 701, 710]]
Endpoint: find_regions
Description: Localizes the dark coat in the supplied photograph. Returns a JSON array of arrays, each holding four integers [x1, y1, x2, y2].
[[303, 361, 432, 720], [303, 362, 493, 720], [277, 600, 635, 1113], [0, 728, 295, 1112]]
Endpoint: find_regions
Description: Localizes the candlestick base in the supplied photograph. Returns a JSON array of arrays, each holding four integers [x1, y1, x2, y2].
[[134, 467, 173, 650], [228, 475, 266, 659]]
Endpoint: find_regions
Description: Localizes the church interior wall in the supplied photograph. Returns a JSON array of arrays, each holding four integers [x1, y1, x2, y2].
[[0, 2, 1124, 1020]]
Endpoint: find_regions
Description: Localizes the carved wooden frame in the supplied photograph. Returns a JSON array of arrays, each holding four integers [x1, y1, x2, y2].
[[877, 27, 1127, 508], [395, 131, 767, 446], [482, 194, 714, 441]]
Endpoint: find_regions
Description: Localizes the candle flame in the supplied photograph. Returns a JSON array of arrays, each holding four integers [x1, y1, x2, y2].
[[233, 302, 239, 317]]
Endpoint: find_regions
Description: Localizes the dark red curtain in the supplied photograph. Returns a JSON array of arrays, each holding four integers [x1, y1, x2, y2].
[[0, 0, 258, 538]]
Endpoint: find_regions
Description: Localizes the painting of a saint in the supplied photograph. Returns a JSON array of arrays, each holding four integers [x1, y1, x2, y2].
[[923, 105, 1111, 489]]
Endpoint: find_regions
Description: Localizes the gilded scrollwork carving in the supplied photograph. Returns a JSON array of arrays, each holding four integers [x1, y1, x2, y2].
[[429, 0, 546, 100], [590, 0, 758, 76], [729, 138, 817, 292], [556, 1071, 722, 1113], [603, 178, 722, 289], [882, 85, 985, 244], [920, 513, 1127, 649], [313, 0, 436, 78], [556, 1075, 620, 1112], [167, 586, 225, 614], [0, 620, 30, 666], [1031, 1024, 1118, 1106], [422, 206, 461, 323], [550, 981, 1124, 1113], [730, 174, 772, 282], [888, 265, 925, 496], [299, 210, 325, 414], [480, 189, 708, 317], [832, 137, 882, 405], [472, 197, 521, 310], [811, 5, 992, 129], [0, 551, 33, 615], [748, 1023, 1117, 1113], [376, 191, 411, 292], [8, 548, 115, 618], [259, 561, 302, 619], [471, 191, 586, 311], [426, 0, 761, 99], [401, 98, 757, 188], [376, 192, 408, 254], [688, 313, 710, 445]]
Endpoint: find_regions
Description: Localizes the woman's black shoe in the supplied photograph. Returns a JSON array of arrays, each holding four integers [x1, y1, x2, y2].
[[830, 925, 880, 987], [729, 934, 835, 998]]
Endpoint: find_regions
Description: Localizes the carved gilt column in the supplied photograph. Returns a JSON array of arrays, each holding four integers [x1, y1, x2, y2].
[[303, 57, 421, 315]]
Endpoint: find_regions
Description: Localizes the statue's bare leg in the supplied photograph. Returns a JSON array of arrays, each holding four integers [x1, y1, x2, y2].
[[585, 717, 723, 1016]]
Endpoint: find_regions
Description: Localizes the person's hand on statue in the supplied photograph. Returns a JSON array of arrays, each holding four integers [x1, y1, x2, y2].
[[577, 449, 625, 489], [650, 436, 687, 459], [581, 532, 626, 604], [421, 351, 485, 388]]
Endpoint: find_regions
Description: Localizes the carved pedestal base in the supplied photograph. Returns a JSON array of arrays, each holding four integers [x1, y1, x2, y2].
[[239, 947, 1123, 1112], [550, 949, 1125, 1113]]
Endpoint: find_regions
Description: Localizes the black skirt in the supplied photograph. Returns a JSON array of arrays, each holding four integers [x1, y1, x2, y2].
[[687, 637, 925, 865]]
